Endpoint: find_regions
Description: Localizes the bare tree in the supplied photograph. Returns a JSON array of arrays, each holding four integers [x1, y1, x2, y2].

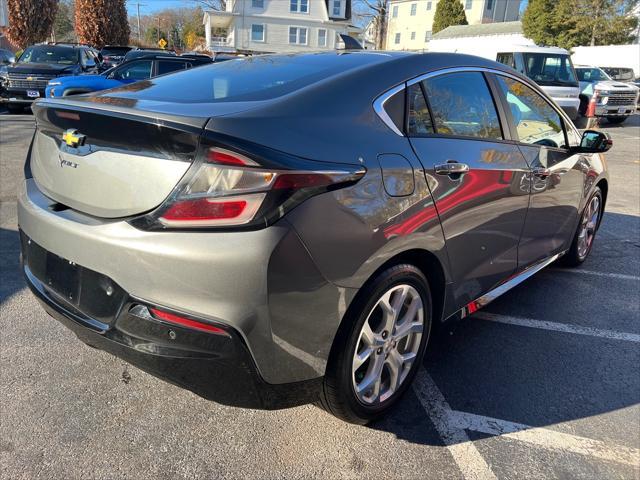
[[188, 0, 226, 11], [357, 0, 388, 49]]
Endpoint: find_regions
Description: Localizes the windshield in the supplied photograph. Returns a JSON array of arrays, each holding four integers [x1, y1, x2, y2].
[[101, 47, 131, 56], [104, 53, 389, 103], [523, 53, 578, 87], [576, 67, 611, 82], [18, 46, 78, 65]]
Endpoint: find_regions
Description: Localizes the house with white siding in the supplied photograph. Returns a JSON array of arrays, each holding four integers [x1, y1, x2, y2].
[[203, 0, 361, 54], [386, 0, 521, 52]]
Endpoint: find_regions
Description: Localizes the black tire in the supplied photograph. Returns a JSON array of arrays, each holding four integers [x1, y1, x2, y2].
[[560, 187, 603, 267], [6, 104, 23, 114], [319, 264, 432, 424], [606, 117, 627, 124]]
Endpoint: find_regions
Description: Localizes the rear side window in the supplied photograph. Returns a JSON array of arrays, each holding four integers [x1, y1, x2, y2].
[[495, 75, 566, 148], [423, 72, 502, 139], [157, 60, 187, 75], [407, 83, 434, 135]]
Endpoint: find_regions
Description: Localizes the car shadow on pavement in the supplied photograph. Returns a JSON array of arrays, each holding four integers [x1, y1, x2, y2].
[[0, 228, 24, 304], [370, 211, 639, 447]]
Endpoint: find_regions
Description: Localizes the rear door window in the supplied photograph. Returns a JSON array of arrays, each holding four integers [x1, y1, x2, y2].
[[495, 75, 567, 148], [157, 60, 187, 75], [422, 72, 502, 139]]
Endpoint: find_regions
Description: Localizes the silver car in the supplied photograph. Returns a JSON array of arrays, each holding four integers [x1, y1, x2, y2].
[[19, 52, 611, 423]]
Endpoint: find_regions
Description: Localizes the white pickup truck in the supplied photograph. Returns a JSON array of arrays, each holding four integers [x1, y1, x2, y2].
[[575, 65, 639, 124]]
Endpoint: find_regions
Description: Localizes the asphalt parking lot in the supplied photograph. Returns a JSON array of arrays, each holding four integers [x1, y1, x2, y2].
[[0, 112, 638, 479]]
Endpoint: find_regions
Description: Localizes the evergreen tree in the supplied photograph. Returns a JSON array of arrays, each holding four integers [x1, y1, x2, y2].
[[53, 0, 76, 42], [523, 0, 639, 49], [432, 0, 468, 35]]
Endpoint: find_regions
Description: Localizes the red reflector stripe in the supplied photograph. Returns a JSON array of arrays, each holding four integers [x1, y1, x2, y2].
[[272, 173, 333, 190], [149, 308, 229, 336], [161, 198, 247, 221], [55, 111, 80, 120]]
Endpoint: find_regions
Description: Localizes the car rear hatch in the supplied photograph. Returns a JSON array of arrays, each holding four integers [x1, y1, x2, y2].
[[29, 98, 238, 218]]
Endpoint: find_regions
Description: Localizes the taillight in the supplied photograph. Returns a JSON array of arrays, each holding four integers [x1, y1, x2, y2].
[[130, 140, 366, 230]]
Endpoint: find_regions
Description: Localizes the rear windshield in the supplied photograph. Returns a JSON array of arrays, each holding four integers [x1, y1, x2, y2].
[[523, 53, 578, 87], [101, 47, 131, 56], [104, 53, 388, 103], [18, 46, 78, 65]]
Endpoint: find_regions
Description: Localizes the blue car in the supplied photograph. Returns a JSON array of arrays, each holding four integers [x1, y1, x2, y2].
[[46, 54, 211, 98]]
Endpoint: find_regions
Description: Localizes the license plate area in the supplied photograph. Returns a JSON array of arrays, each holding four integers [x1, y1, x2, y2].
[[21, 233, 126, 325], [45, 253, 80, 302], [618, 107, 627, 114], [26, 90, 40, 98]]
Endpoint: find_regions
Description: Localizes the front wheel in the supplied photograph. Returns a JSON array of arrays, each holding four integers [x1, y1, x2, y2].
[[319, 264, 432, 424], [561, 187, 603, 267], [606, 116, 627, 124]]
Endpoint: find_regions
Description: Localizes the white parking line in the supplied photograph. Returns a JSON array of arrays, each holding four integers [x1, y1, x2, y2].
[[549, 268, 640, 281], [451, 411, 640, 468], [413, 370, 498, 480], [473, 312, 640, 343]]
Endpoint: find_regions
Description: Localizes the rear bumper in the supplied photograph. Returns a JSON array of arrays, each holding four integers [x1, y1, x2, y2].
[[21, 232, 322, 409], [552, 97, 580, 120], [18, 178, 352, 386]]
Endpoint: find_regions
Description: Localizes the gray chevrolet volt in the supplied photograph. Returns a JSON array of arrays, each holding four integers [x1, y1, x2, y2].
[[18, 52, 610, 424]]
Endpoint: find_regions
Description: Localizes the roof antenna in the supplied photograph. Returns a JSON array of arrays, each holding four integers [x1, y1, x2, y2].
[[336, 34, 364, 51]]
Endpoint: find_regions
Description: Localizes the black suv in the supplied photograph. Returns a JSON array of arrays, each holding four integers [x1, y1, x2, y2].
[[99, 45, 134, 68], [0, 43, 101, 113]]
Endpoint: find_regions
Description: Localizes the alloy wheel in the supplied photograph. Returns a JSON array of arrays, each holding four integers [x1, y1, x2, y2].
[[352, 284, 424, 405], [577, 195, 601, 259]]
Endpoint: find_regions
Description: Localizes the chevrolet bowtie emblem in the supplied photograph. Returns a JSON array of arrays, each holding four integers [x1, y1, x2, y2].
[[62, 129, 86, 148], [26, 76, 33, 81]]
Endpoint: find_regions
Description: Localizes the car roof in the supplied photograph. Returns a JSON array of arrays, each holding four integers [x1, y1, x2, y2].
[[497, 44, 570, 55]]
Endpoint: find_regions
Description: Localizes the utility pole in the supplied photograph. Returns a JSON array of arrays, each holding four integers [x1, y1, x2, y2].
[[133, 2, 146, 43], [157, 16, 161, 43]]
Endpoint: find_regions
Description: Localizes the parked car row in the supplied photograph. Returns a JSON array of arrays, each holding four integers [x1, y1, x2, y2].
[[0, 42, 221, 112], [46, 54, 215, 98]]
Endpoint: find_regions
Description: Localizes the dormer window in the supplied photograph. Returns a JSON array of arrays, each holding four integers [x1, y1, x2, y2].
[[290, 0, 309, 13]]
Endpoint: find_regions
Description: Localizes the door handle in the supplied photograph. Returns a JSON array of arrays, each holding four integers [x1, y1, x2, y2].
[[532, 167, 551, 178], [435, 162, 470, 176]]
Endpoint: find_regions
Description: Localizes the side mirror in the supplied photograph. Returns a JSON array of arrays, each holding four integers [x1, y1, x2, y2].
[[576, 130, 612, 153]]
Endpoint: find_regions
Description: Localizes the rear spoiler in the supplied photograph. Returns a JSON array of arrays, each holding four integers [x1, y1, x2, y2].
[[32, 98, 209, 131]]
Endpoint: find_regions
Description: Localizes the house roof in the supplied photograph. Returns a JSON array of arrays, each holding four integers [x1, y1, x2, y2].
[[433, 21, 524, 39]]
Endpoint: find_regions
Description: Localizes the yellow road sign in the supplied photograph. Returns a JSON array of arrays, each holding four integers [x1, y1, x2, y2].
[[158, 38, 167, 49]]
